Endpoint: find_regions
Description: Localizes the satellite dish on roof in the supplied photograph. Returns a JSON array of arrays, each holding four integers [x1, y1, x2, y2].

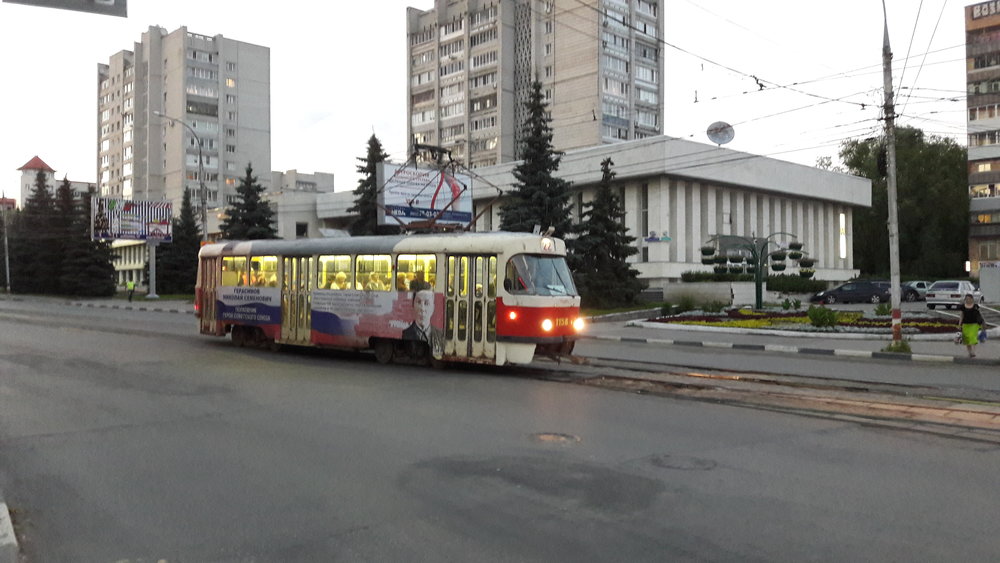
[[707, 121, 735, 146]]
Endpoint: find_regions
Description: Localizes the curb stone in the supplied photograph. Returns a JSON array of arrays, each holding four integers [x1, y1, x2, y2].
[[0, 502, 17, 563], [72, 301, 194, 315], [581, 333, 997, 364]]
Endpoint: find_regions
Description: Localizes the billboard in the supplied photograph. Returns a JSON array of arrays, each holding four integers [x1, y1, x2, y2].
[[3, 0, 127, 17], [92, 197, 172, 242], [376, 163, 473, 227]]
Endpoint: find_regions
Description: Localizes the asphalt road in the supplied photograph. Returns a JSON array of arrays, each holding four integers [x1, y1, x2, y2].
[[1, 298, 999, 561]]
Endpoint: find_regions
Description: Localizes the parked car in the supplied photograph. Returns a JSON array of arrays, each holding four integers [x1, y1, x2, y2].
[[810, 281, 891, 304], [925, 280, 984, 310], [902, 280, 931, 302]]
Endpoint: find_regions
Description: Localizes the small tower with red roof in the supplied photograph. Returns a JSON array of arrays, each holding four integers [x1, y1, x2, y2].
[[17, 156, 56, 208]]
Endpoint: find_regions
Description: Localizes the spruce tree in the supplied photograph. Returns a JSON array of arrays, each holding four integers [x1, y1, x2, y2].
[[54, 177, 80, 295], [219, 163, 278, 240], [499, 80, 573, 237], [573, 158, 645, 308], [59, 188, 115, 297], [10, 170, 59, 294], [348, 134, 399, 236], [156, 188, 202, 294]]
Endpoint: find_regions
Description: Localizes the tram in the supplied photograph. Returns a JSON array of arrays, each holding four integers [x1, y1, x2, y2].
[[195, 232, 584, 366]]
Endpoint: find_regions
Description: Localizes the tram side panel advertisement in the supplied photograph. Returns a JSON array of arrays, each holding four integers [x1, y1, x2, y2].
[[312, 289, 445, 356], [217, 287, 281, 333], [376, 163, 473, 227]]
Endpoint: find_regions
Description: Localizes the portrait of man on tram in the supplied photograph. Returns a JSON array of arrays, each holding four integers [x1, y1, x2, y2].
[[402, 288, 442, 355]]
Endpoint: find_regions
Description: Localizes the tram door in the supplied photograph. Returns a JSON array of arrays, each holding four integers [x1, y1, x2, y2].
[[199, 256, 221, 335], [281, 256, 314, 345], [445, 255, 496, 361]]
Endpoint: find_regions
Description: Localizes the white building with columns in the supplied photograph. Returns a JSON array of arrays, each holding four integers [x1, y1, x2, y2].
[[317, 135, 870, 289]]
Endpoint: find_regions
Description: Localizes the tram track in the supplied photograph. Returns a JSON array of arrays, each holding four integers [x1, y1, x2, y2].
[[527, 356, 1000, 445]]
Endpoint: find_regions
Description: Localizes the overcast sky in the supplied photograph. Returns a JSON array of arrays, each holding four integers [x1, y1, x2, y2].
[[0, 0, 968, 206]]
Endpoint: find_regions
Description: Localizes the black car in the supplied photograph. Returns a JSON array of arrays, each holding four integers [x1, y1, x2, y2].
[[810, 281, 891, 304]]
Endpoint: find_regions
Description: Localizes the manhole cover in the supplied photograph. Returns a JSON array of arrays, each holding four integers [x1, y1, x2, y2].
[[530, 432, 581, 444]]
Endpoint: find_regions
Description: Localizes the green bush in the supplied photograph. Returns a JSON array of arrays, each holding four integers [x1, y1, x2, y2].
[[681, 271, 754, 282], [882, 340, 911, 354], [766, 274, 826, 294], [873, 302, 892, 316], [807, 305, 838, 327], [675, 294, 698, 313], [703, 300, 727, 313]]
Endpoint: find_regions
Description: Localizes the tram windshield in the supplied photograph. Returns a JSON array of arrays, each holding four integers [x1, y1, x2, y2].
[[505, 254, 578, 296]]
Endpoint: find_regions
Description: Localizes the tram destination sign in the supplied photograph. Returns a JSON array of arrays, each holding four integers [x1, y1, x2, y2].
[[376, 163, 473, 227], [91, 197, 172, 242]]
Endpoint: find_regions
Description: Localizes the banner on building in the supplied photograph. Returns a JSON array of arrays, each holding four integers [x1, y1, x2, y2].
[[376, 163, 473, 227], [91, 197, 172, 242]]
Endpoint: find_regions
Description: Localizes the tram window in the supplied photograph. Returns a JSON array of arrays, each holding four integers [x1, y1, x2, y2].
[[474, 301, 483, 342], [459, 256, 469, 297], [319, 255, 352, 290], [397, 254, 436, 291], [475, 257, 484, 298], [446, 299, 455, 339], [486, 301, 496, 342], [488, 256, 497, 298], [356, 254, 393, 291], [503, 254, 578, 296], [249, 256, 278, 287], [221, 256, 246, 286], [447, 256, 456, 297]]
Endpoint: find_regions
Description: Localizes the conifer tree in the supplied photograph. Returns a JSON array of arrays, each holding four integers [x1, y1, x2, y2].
[[156, 188, 201, 294], [10, 170, 59, 294], [348, 134, 399, 236], [219, 163, 278, 240], [573, 158, 645, 308], [499, 81, 573, 237], [59, 187, 115, 297]]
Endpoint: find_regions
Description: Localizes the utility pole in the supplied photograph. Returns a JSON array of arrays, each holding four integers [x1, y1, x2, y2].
[[882, 1, 903, 343], [153, 111, 208, 242]]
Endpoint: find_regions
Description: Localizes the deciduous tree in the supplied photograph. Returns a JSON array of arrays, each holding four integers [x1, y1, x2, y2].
[[840, 127, 967, 277]]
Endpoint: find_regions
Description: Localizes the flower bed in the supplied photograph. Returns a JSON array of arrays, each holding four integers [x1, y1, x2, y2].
[[649, 308, 958, 334]]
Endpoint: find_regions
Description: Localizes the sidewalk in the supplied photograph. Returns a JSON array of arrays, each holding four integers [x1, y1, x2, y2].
[[582, 318, 1000, 365], [71, 297, 194, 315]]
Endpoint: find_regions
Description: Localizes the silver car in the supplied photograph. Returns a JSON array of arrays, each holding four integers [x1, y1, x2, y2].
[[925, 280, 983, 310]]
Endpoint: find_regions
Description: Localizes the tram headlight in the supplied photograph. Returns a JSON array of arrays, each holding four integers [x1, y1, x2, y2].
[[541, 319, 554, 332], [508, 311, 518, 321], [573, 317, 585, 331]]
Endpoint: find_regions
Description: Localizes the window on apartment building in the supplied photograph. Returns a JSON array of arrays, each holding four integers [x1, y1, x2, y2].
[[544, 43, 552, 56], [545, 65, 552, 78], [227, 111, 237, 120], [637, 0, 657, 17], [225, 78, 236, 88], [469, 71, 496, 89], [635, 65, 658, 84], [545, 21, 553, 34], [226, 128, 235, 137], [227, 62, 237, 71], [412, 90, 435, 106], [470, 28, 497, 47], [226, 145, 236, 153], [296, 222, 308, 238], [226, 94, 236, 104]]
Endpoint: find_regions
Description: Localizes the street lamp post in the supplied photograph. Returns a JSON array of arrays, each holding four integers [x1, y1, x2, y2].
[[152, 111, 208, 242]]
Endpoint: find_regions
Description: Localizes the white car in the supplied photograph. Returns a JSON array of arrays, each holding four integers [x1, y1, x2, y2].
[[925, 280, 984, 310]]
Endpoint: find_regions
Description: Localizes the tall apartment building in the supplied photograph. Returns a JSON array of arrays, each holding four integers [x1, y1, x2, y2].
[[406, 0, 663, 169], [97, 26, 271, 220]]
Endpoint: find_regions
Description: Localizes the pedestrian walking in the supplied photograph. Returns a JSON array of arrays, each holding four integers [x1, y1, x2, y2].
[[959, 293, 985, 358], [126, 280, 135, 302]]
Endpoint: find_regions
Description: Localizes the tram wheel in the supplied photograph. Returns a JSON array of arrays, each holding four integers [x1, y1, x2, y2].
[[231, 326, 246, 347], [373, 339, 394, 364]]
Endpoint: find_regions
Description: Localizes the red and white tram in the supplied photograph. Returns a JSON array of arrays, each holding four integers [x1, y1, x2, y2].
[[195, 232, 584, 366]]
